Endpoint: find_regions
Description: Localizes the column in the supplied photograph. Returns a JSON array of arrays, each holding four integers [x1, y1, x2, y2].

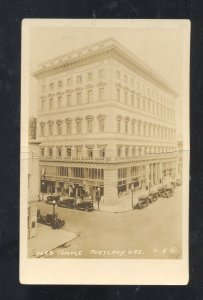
[[104, 168, 118, 205]]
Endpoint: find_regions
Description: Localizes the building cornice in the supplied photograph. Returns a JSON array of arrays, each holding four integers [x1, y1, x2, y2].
[[33, 38, 178, 97]]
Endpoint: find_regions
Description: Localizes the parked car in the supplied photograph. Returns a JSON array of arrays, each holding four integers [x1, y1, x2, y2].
[[58, 197, 76, 209], [165, 186, 174, 197], [148, 191, 158, 203], [157, 187, 166, 197], [134, 195, 150, 209], [37, 210, 65, 229], [46, 195, 60, 205], [75, 199, 94, 212]]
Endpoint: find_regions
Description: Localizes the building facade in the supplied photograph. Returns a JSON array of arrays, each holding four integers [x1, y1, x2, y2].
[[33, 38, 178, 204]]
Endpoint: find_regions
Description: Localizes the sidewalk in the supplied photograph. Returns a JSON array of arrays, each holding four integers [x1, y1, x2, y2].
[[96, 185, 162, 213], [28, 224, 77, 258]]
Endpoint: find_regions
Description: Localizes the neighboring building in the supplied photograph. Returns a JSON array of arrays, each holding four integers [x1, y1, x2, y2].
[[29, 116, 37, 139], [177, 140, 183, 181], [28, 117, 40, 202], [33, 38, 178, 204]]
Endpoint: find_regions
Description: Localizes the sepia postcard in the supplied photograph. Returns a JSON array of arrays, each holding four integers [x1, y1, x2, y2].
[[20, 19, 190, 285]]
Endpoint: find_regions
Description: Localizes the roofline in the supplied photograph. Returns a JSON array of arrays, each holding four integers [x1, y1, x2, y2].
[[33, 37, 178, 97]]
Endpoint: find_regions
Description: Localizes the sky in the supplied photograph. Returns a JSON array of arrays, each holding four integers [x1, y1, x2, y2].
[[28, 21, 185, 137]]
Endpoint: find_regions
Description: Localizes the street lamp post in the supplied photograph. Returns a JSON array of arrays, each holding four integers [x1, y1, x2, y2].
[[131, 184, 134, 208], [52, 200, 56, 217], [97, 187, 100, 209]]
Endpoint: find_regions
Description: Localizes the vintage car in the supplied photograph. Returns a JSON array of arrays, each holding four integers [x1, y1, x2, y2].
[[75, 198, 94, 212], [45, 195, 60, 205], [148, 191, 158, 203], [165, 186, 174, 197], [37, 211, 65, 229], [134, 195, 150, 209], [159, 185, 174, 198], [58, 197, 76, 209], [157, 187, 166, 197]]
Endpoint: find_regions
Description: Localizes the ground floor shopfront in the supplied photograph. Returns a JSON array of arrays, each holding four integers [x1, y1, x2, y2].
[[39, 156, 177, 205]]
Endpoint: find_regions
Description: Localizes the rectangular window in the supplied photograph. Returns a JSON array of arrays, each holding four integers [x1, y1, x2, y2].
[[40, 148, 44, 157], [124, 91, 128, 104], [76, 92, 82, 105], [99, 69, 105, 79], [42, 85, 46, 93], [87, 72, 93, 81], [117, 147, 121, 157], [57, 123, 62, 135], [99, 148, 105, 158], [76, 122, 81, 134], [77, 75, 82, 84], [87, 89, 93, 103], [49, 98, 53, 109], [41, 100, 45, 111], [49, 83, 54, 90], [125, 121, 128, 133], [116, 70, 120, 80], [40, 125, 45, 136], [49, 124, 53, 135], [67, 94, 71, 106], [99, 119, 104, 132], [117, 88, 120, 102], [58, 96, 62, 108], [76, 147, 81, 157], [57, 148, 62, 157], [99, 87, 104, 101], [67, 78, 72, 86], [66, 148, 71, 157], [131, 95, 134, 106], [117, 119, 121, 133], [58, 80, 63, 88], [131, 122, 135, 134], [87, 119, 93, 133], [66, 123, 71, 135], [48, 148, 53, 157], [87, 148, 93, 158]]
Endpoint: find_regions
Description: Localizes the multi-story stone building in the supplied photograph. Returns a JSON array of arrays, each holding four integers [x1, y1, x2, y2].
[[33, 38, 178, 204]]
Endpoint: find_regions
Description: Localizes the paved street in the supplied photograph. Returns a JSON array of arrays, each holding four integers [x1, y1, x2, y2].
[[34, 186, 182, 259]]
